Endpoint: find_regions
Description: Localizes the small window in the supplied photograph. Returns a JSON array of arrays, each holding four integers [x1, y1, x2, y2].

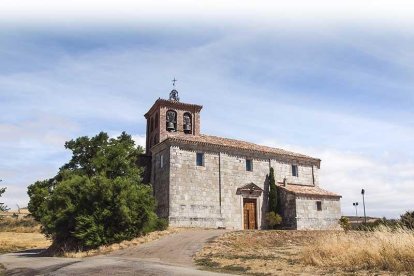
[[316, 201, 322, 211], [196, 152, 204, 166], [246, 159, 253, 171], [160, 154, 164, 168], [292, 164, 298, 177]]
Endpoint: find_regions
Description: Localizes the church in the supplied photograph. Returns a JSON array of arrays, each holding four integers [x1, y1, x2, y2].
[[141, 88, 341, 230]]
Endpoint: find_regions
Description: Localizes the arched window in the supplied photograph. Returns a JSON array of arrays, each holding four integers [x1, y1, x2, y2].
[[183, 112, 192, 134], [166, 110, 177, 132]]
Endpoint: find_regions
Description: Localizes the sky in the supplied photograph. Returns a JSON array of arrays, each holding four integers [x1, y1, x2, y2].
[[0, 1, 413, 218]]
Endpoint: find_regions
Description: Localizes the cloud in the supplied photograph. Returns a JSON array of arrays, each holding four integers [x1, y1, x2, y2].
[[261, 140, 414, 218], [2, 0, 414, 29]]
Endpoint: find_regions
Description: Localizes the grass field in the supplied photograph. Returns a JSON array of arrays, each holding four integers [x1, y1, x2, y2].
[[195, 229, 414, 275], [0, 217, 50, 254], [0, 232, 51, 254]]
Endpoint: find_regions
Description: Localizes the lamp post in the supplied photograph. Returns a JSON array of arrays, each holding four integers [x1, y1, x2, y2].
[[361, 189, 367, 224], [353, 202, 359, 223]]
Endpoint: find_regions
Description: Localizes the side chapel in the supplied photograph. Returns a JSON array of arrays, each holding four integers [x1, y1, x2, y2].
[[142, 87, 341, 230]]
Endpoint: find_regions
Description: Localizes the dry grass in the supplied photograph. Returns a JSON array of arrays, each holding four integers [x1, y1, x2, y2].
[[302, 227, 414, 273], [195, 230, 326, 275], [0, 232, 51, 254], [0, 217, 40, 233], [64, 227, 186, 258], [196, 229, 414, 275]]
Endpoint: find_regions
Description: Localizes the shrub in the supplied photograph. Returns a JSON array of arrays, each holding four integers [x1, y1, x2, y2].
[[339, 217, 350, 232], [27, 132, 158, 252], [265, 211, 282, 229], [400, 211, 414, 230]]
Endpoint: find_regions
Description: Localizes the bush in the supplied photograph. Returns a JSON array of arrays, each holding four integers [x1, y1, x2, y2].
[[27, 132, 159, 252], [265, 211, 282, 229], [339, 217, 350, 232], [400, 211, 414, 230]]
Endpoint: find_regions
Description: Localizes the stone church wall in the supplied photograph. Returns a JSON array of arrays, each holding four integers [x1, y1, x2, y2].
[[295, 196, 341, 230], [151, 145, 170, 218], [168, 146, 224, 228], [220, 153, 269, 229], [277, 188, 297, 229], [151, 141, 335, 230], [271, 159, 317, 186]]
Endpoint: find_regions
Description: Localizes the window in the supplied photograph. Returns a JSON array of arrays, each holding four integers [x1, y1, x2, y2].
[[316, 201, 322, 211], [292, 164, 298, 177], [160, 154, 164, 168], [246, 159, 253, 171], [196, 152, 204, 166]]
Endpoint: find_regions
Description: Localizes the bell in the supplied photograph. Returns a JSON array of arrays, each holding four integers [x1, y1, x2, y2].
[[184, 124, 191, 132], [167, 122, 175, 131]]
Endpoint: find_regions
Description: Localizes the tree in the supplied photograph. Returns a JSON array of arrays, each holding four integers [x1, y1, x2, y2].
[[400, 211, 414, 230], [28, 132, 160, 252], [0, 187, 9, 212], [268, 167, 278, 213]]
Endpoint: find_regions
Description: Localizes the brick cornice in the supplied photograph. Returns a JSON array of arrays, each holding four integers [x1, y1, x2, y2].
[[145, 98, 203, 118]]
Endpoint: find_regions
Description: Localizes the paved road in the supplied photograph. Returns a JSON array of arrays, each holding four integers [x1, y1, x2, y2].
[[0, 229, 232, 276]]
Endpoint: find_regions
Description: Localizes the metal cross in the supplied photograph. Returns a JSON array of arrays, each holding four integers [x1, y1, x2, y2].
[[172, 78, 177, 87]]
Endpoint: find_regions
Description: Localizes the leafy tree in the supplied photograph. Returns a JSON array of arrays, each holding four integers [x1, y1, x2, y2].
[[28, 132, 160, 252], [400, 211, 414, 230], [0, 187, 9, 212], [268, 167, 278, 213]]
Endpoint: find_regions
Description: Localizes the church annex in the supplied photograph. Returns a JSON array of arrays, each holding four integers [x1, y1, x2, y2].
[[142, 88, 341, 230]]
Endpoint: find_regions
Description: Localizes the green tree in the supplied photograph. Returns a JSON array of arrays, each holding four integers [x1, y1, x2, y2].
[[28, 132, 160, 252], [268, 167, 277, 213], [0, 187, 9, 212], [400, 211, 414, 230]]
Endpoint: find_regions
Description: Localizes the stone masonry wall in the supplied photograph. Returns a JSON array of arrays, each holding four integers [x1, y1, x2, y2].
[[151, 141, 335, 230], [277, 188, 297, 229], [295, 196, 341, 230], [151, 145, 170, 218], [271, 159, 317, 186], [220, 152, 269, 229], [168, 146, 224, 228]]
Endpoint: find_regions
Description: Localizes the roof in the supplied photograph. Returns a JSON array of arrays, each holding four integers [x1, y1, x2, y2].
[[145, 98, 203, 118], [277, 183, 341, 198], [162, 134, 320, 162]]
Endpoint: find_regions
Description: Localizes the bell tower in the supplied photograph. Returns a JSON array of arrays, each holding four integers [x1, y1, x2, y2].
[[144, 86, 203, 155]]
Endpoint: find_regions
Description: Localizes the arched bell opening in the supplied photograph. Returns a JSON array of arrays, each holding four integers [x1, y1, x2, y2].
[[183, 112, 192, 134], [166, 110, 177, 132]]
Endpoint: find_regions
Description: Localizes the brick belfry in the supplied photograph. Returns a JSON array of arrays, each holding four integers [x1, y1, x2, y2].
[[140, 83, 342, 230]]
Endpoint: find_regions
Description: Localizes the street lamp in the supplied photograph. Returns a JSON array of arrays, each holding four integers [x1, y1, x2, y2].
[[353, 202, 359, 223], [361, 189, 367, 224]]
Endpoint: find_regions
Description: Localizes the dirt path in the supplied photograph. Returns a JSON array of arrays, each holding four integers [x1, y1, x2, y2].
[[0, 229, 231, 276], [110, 229, 226, 267]]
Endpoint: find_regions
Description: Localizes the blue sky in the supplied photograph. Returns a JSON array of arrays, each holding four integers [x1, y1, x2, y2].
[[0, 1, 413, 218]]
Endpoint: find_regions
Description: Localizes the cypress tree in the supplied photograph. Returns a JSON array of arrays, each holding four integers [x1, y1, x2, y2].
[[268, 167, 278, 213]]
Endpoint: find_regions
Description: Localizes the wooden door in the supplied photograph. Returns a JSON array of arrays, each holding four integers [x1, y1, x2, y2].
[[243, 198, 257, 230]]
